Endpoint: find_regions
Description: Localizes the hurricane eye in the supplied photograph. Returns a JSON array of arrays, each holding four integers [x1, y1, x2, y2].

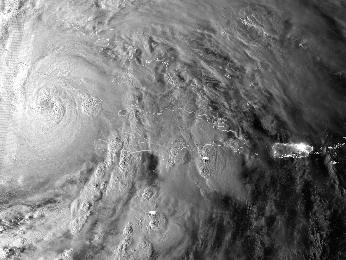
[[38, 97, 54, 111], [80, 94, 102, 117], [27, 85, 68, 128]]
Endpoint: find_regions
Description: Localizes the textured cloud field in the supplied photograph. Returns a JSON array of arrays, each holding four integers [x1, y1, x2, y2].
[[0, 0, 346, 259]]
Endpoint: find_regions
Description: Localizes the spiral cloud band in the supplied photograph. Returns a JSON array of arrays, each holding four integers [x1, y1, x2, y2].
[[0, 22, 124, 189], [1, 0, 346, 259]]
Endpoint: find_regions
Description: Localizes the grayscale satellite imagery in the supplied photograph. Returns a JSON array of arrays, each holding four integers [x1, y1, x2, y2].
[[0, 0, 346, 259]]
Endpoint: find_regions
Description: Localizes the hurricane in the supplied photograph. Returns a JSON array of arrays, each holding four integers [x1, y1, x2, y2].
[[0, 0, 346, 259]]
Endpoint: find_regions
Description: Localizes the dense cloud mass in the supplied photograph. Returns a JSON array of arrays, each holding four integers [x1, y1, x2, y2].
[[0, 0, 346, 259]]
